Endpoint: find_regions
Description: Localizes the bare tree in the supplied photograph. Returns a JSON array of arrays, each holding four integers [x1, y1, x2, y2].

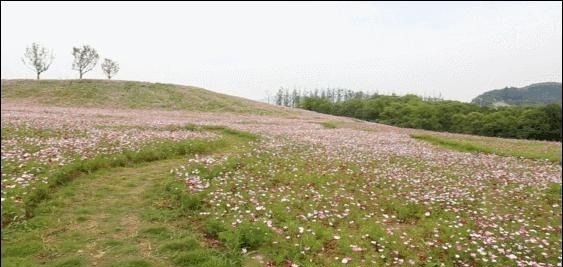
[[22, 42, 54, 80], [72, 45, 99, 79], [101, 58, 119, 80]]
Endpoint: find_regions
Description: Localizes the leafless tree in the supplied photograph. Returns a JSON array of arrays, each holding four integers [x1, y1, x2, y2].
[[72, 45, 99, 79], [101, 58, 119, 80], [22, 42, 54, 80]]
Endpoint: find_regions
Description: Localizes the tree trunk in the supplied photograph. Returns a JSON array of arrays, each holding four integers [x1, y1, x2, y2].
[[79, 72, 83, 79], [37, 73, 40, 80]]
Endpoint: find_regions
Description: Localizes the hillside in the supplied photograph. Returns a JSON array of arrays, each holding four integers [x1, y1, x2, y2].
[[1, 79, 561, 267], [471, 82, 562, 107], [0, 79, 296, 115]]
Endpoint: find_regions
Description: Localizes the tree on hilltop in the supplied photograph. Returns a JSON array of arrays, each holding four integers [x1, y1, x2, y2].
[[72, 45, 99, 79], [101, 58, 119, 80], [22, 42, 54, 80]]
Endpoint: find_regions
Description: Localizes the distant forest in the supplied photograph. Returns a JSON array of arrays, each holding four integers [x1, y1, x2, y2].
[[273, 87, 562, 141], [471, 82, 562, 107]]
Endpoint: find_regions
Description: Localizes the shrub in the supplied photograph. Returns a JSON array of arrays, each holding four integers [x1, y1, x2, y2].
[[238, 222, 273, 250], [204, 218, 228, 238]]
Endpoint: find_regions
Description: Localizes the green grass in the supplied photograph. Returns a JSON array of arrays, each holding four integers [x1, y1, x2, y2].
[[2, 126, 257, 227], [18, 139, 220, 221], [2, 82, 560, 267], [0, 159, 239, 267], [319, 121, 341, 129], [1, 79, 295, 115], [1, 123, 87, 139], [411, 133, 562, 163], [160, 137, 561, 266], [1, 127, 255, 267], [3, 125, 560, 266]]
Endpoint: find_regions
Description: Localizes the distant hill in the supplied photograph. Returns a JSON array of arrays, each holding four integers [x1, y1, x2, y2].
[[0, 79, 296, 115], [471, 82, 562, 107]]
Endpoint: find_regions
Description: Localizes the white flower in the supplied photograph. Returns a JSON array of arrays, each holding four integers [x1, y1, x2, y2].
[[350, 245, 364, 252], [425, 211, 431, 217], [333, 235, 341, 240], [341, 257, 351, 264]]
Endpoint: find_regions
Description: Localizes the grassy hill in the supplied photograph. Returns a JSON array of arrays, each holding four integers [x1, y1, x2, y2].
[[471, 82, 562, 107], [0, 79, 294, 115], [1, 79, 561, 267]]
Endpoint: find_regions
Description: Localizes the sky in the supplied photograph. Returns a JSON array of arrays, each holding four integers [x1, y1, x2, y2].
[[1, 1, 562, 102]]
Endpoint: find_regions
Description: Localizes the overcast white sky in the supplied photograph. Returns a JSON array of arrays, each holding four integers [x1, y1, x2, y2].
[[2, 1, 561, 102]]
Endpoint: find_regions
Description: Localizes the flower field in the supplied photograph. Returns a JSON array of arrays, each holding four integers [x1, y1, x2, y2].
[[1, 99, 561, 267]]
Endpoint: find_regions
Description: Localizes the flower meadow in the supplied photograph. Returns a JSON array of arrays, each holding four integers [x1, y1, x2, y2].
[[2, 101, 561, 266]]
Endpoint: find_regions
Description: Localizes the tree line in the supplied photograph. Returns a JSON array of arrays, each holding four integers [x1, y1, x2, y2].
[[22, 42, 119, 80], [274, 87, 562, 141]]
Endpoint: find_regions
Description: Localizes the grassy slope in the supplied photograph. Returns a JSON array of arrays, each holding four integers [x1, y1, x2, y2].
[[2, 159, 242, 267], [1, 79, 561, 266], [2, 129, 256, 267], [2, 78, 558, 162], [0, 79, 294, 115], [1, 79, 558, 162], [411, 132, 562, 163]]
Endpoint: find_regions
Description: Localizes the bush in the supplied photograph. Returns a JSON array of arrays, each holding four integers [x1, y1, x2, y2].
[[204, 218, 228, 238], [237, 222, 273, 249], [160, 238, 201, 252], [395, 202, 425, 223], [180, 193, 205, 212], [173, 250, 210, 266]]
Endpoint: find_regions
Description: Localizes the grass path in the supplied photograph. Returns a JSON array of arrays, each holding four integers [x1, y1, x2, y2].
[[2, 157, 242, 267], [410, 133, 562, 163]]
